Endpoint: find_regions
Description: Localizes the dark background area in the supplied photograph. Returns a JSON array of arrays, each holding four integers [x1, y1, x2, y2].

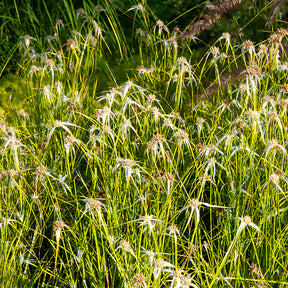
[[0, 0, 287, 75]]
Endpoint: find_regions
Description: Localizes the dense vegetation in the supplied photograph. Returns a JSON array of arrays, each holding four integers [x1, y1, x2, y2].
[[1, 0, 288, 287]]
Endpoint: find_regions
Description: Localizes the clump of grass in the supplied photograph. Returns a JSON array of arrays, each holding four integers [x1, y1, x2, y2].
[[1, 1, 288, 287]]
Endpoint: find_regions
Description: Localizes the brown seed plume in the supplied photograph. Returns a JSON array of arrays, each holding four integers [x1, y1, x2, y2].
[[177, 0, 246, 41]]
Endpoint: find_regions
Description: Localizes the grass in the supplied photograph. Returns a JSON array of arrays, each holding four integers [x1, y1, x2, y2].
[[1, 0, 288, 287]]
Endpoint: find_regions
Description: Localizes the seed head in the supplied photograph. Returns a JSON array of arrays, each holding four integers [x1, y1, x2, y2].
[[278, 99, 288, 109], [197, 143, 205, 151], [122, 159, 135, 168], [249, 263, 260, 277], [163, 173, 174, 181], [163, 118, 174, 129], [189, 198, 200, 208], [65, 135, 76, 144], [167, 224, 179, 234], [137, 66, 149, 74], [53, 220, 64, 231], [145, 94, 156, 106], [147, 141, 157, 150], [242, 40, 254, 49], [9, 169, 18, 177], [222, 32, 230, 40], [134, 273, 146, 287], [176, 56, 188, 65], [246, 108, 260, 119], [152, 133, 163, 143], [235, 119, 245, 132], [258, 44, 268, 53], [245, 67, 260, 78], [270, 173, 279, 183], [196, 118, 205, 125], [277, 28, 288, 37], [201, 173, 211, 182], [263, 96, 274, 105], [55, 19, 64, 28], [76, 8, 85, 15], [29, 65, 40, 73], [53, 220, 65, 242], [67, 38, 75, 45], [169, 36, 177, 43], [94, 109, 104, 118], [146, 250, 155, 258], [120, 240, 131, 250], [54, 120, 61, 127], [154, 258, 165, 268], [172, 269, 183, 278], [268, 111, 279, 120], [103, 125, 112, 133], [267, 138, 278, 147], [269, 33, 281, 45], [156, 20, 164, 28], [175, 129, 190, 145], [18, 109, 27, 117], [45, 59, 54, 67], [36, 166, 48, 176], [209, 157, 217, 164], [123, 119, 131, 126], [282, 84, 288, 93], [87, 198, 105, 211], [242, 215, 252, 224], [210, 46, 219, 58], [103, 106, 111, 114]]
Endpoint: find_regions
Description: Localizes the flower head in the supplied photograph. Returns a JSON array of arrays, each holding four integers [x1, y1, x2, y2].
[[153, 258, 174, 280], [167, 224, 179, 242], [235, 215, 260, 238], [181, 198, 228, 227], [153, 20, 169, 36], [83, 197, 106, 220], [174, 129, 190, 146], [134, 273, 147, 287], [242, 40, 255, 55], [116, 239, 136, 257], [53, 220, 69, 243], [136, 214, 162, 234]]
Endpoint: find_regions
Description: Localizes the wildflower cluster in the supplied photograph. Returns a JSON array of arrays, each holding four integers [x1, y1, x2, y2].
[[1, 1, 288, 287]]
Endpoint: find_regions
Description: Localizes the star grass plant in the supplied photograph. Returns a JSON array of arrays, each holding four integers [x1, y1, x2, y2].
[[1, 0, 288, 287]]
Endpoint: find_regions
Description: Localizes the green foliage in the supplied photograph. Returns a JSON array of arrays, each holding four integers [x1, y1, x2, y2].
[[1, 0, 288, 287]]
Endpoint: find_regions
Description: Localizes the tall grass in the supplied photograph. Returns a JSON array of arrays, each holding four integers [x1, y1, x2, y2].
[[1, 0, 288, 287]]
